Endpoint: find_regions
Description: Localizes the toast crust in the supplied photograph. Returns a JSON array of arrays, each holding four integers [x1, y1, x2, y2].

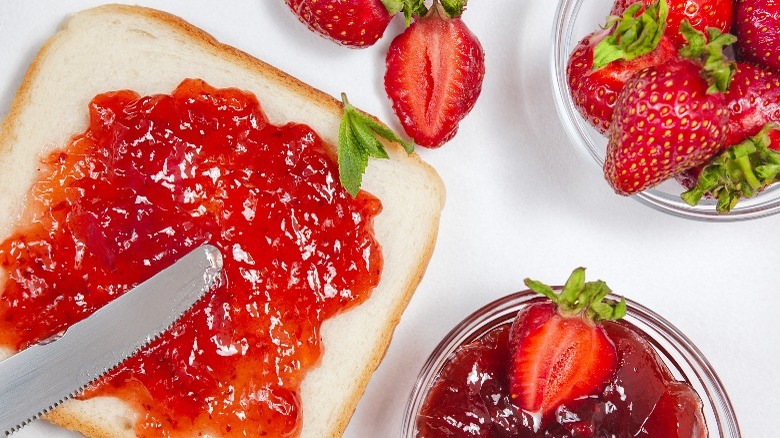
[[0, 4, 445, 437]]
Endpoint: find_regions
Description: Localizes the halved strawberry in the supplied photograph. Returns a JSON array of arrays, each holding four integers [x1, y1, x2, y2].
[[509, 268, 626, 418], [567, 0, 677, 134], [384, 1, 485, 147]]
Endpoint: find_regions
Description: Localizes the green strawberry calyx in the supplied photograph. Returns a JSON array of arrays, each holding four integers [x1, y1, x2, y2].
[[383, 0, 468, 25], [681, 123, 780, 213], [592, 0, 669, 70], [338, 93, 414, 197], [678, 21, 737, 93], [439, 0, 468, 18], [524, 267, 627, 323], [382, 0, 428, 25]]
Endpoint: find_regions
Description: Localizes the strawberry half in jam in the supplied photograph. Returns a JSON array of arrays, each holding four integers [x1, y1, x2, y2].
[[509, 268, 624, 418], [415, 268, 707, 437]]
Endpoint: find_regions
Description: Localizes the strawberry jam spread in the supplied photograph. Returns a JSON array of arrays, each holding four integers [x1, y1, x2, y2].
[[416, 320, 706, 437], [0, 79, 383, 437]]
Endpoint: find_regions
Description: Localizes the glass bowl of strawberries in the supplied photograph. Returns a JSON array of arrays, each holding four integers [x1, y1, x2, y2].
[[552, 0, 780, 221], [402, 268, 740, 437]]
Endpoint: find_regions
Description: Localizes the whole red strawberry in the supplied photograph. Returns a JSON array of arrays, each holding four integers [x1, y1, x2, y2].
[[509, 268, 625, 418], [568, 1, 676, 134], [724, 62, 780, 147], [675, 63, 780, 198], [611, 0, 733, 47], [385, 1, 485, 147], [604, 24, 736, 195], [285, 0, 421, 48], [735, 0, 780, 71]]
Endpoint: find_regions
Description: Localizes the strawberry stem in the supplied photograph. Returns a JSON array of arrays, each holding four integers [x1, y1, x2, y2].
[[524, 268, 626, 323], [425, 0, 448, 21], [381, 0, 428, 26], [678, 21, 737, 93], [592, 0, 668, 70], [440, 0, 467, 18], [737, 153, 762, 190], [681, 123, 780, 212]]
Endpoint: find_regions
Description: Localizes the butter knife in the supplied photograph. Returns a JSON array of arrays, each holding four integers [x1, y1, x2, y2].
[[0, 244, 223, 435]]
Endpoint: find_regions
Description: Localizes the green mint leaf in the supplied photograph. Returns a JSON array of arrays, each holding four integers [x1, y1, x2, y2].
[[350, 113, 390, 159], [357, 111, 415, 154], [338, 110, 368, 197], [337, 93, 413, 197]]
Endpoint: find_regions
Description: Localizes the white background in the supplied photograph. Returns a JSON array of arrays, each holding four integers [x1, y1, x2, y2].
[[0, 0, 777, 437]]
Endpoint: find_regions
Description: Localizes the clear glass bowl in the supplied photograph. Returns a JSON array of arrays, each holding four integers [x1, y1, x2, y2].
[[550, 0, 780, 221], [401, 291, 741, 437]]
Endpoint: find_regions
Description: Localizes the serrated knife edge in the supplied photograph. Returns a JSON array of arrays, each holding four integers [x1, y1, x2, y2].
[[0, 244, 223, 435]]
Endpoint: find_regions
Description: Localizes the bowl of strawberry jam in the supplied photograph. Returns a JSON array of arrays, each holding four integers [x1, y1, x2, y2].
[[551, 0, 780, 221], [403, 269, 740, 437]]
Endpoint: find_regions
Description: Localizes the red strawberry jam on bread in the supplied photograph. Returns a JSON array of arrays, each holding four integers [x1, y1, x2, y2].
[[0, 79, 383, 437]]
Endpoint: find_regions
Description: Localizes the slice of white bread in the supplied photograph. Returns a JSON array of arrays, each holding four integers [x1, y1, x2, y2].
[[0, 5, 444, 437]]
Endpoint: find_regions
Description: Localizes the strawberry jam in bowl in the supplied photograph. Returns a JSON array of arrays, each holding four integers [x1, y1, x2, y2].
[[552, 0, 780, 221], [402, 268, 740, 437]]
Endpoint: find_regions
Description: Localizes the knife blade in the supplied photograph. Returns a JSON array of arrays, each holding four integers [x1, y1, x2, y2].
[[0, 243, 223, 436]]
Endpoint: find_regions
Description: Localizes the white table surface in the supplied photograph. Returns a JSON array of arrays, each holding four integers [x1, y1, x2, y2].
[[0, 1, 776, 437]]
